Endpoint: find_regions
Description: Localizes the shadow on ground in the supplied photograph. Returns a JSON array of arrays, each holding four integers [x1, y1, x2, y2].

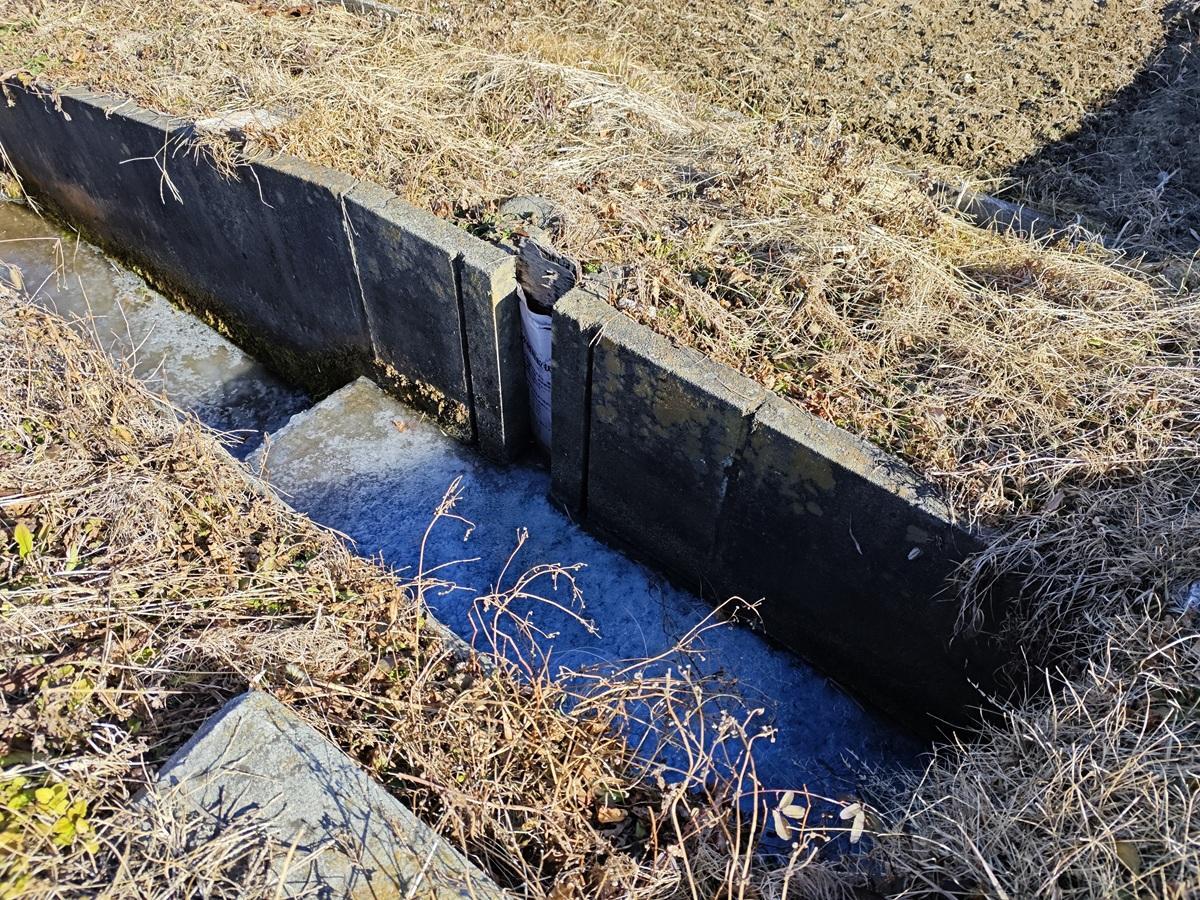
[[1006, 4, 1200, 259]]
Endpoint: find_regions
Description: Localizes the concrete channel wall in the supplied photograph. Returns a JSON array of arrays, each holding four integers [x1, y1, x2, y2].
[[0, 80, 1010, 728], [552, 282, 1011, 727], [0, 81, 529, 461]]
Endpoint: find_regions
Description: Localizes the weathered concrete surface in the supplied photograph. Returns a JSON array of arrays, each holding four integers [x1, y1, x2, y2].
[[714, 394, 1007, 725], [550, 293, 1011, 726], [0, 85, 372, 394], [548, 284, 618, 517], [343, 181, 472, 434], [151, 691, 503, 898], [455, 240, 530, 462], [0, 80, 531, 457], [584, 312, 771, 588]]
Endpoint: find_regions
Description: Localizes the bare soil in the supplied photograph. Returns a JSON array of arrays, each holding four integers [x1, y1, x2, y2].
[[1010, 11, 1200, 253], [574, 0, 1171, 170], [600, 0, 1196, 250]]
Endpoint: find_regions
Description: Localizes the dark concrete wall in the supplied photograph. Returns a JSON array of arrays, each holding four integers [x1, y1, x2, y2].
[[0, 81, 530, 460], [2, 78, 1012, 729], [550, 284, 1012, 730]]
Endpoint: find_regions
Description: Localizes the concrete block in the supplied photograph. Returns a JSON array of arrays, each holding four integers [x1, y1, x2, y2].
[[151, 691, 503, 898], [343, 181, 472, 432], [0, 83, 373, 393], [454, 240, 530, 462], [548, 282, 619, 517], [1, 80, 528, 451], [585, 313, 771, 586], [0, 86, 187, 284], [713, 394, 1007, 726]]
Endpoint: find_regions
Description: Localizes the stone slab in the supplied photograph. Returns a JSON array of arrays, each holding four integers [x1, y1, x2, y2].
[[151, 691, 503, 899], [584, 312, 771, 587], [713, 394, 1008, 726], [454, 240, 530, 462], [548, 282, 619, 517], [344, 181, 472, 430]]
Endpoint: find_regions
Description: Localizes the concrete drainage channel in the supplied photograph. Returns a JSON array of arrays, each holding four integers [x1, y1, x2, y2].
[[0, 75, 1015, 893], [2, 194, 916, 897]]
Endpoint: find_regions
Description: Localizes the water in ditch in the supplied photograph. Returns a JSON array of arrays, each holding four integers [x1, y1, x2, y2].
[[1, 198, 921, 799], [253, 378, 923, 797], [0, 201, 309, 457]]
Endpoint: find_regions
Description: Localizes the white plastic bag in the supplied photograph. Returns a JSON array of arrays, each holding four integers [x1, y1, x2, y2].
[[518, 285, 553, 450]]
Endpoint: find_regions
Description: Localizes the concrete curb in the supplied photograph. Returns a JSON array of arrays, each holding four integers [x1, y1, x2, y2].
[[550, 283, 1011, 728], [150, 691, 504, 898], [0, 80, 530, 460]]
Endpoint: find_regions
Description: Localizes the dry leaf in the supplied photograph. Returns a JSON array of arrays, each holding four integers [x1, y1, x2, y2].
[[772, 807, 792, 841], [839, 802, 866, 843], [1115, 839, 1141, 875], [596, 806, 626, 825]]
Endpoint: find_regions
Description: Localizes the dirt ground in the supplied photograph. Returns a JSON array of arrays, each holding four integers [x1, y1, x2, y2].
[[516, 1, 1190, 243], [1010, 12, 1200, 253], [573, 0, 1169, 170], [368, 0, 1197, 250]]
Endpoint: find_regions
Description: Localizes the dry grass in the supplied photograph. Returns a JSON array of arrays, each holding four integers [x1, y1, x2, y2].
[[0, 289, 872, 897], [3, 4, 1200, 896], [3, 0, 1199, 660], [871, 610, 1200, 898], [3, 267, 1199, 898]]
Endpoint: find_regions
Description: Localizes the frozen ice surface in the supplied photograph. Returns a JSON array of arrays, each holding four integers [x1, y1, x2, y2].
[[254, 378, 920, 795], [0, 202, 309, 456]]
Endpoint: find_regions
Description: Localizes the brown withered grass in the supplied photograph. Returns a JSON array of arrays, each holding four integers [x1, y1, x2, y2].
[[5, 0, 1199, 657], [0, 287, 864, 897]]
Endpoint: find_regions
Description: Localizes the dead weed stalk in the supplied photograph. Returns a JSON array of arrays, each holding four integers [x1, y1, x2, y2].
[[0, 291, 857, 897]]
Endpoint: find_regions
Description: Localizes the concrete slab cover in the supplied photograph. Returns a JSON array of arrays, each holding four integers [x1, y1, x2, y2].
[[151, 691, 503, 899]]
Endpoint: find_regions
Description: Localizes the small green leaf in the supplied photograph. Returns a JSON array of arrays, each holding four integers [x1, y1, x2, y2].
[[14, 522, 33, 559]]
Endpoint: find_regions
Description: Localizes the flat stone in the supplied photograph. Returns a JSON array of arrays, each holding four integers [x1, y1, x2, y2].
[[150, 691, 503, 899]]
